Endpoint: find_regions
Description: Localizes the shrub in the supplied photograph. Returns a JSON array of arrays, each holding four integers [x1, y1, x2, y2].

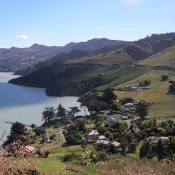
[[62, 153, 78, 162], [161, 75, 168, 81], [34, 128, 46, 136]]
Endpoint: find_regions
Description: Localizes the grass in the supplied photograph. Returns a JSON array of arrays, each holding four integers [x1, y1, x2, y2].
[[138, 46, 175, 69], [114, 70, 175, 116], [37, 145, 82, 174], [65, 158, 175, 175], [98, 66, 150, 90], [66, 48, 133, 66], [128, 141, 143, 158]]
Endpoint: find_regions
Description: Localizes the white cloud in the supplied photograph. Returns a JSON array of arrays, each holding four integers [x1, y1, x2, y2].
[[16, 34, 29, 39], [120, 0, 144, 7]]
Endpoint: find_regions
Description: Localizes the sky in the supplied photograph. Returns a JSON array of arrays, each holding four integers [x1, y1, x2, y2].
[[0, 0, 175, 48]]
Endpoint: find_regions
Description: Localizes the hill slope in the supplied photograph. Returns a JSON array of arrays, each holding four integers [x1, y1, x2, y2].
[[138, 46, 175, 69], [9, 33, 175, 97], [115, 70, 175, 116]]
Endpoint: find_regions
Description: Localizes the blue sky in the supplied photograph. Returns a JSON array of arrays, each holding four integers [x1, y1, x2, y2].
[[0, 0, 175, 48]]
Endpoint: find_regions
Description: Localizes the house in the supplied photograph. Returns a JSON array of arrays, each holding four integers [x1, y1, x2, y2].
[[24, 146, 37, 154], [125, 103, 134, 107], [147, 136, 169, 145], [120, 86, 139, 91], [95, 140, 122, 150], [86, 130, 99, 139], [44, 133, 50, 143], [120, 106, 129, 113], [111, 141, 121, 148], [98, 135, 106, 140], [95, 140, 110, 148], [64, 112, 74, 120], [143, 116, 152, 120], [122, 116, 129, 120], [169, 123, 175, 129], [106, 114, 121, 124]]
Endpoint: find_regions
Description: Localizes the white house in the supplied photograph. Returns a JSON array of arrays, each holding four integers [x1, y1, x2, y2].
[[86, 130, 99, 139]]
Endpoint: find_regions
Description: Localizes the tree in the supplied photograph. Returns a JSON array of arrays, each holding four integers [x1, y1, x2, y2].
[[157, 139, 164, 161], [127, 140, 137, 153], [11, 122, 26, 135], [139, 79, 151, 87], [34, 128, 46, 136], [4, 122, 26, 145], [56, 104, 66, 121], [139, 140, 150, 159], [42, 107, 55, 123], [31, 124, 36, 129], [161, 75, 168, 81], [103, 88, 117, 107], [110, 103, 120, 111], [69, 107, 81, 118], [136, 101, 148, 119], [168, 81, 175, 94]]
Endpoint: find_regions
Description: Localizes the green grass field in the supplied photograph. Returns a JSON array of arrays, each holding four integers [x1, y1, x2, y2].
[[37, 145, 83, 174], [138, 46, 175, 68], [114, 70, 175, 116]]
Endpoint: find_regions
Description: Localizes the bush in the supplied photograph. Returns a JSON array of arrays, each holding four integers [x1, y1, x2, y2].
[[44, 151, 50, 158], [62, 153, 78, 162], [139, 79, 151, 87], [34, 128, 46, 136], [161, 75, 168, 81]]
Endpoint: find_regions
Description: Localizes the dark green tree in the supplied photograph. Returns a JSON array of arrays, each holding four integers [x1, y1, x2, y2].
[[69, 107, 81, 118], [11, 122, 26, 135], [136, 101, 148, 119], [103, 88, 117, 107], [139, 140, 150, 159], [56, 104, 66, 121], [161, 75, 168, 81], [42, 107, 55, 123], [157, 139, 164, 161]]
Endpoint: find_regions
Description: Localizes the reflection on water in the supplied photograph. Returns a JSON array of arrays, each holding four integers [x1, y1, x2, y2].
[[0, 72, 82, 142]]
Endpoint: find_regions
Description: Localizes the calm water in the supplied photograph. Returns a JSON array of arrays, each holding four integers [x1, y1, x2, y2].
[[0, 72, 83, 142]]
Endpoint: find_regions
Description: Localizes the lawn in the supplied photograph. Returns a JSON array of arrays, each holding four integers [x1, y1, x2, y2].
[[114, 70, 175, 116], [37, 145, 83, 174]]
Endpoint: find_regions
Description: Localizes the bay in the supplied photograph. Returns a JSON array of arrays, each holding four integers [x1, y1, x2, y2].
[[0, 72, 83, 142]]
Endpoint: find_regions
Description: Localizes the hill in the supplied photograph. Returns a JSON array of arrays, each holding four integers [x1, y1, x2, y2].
[[9, 33, 175, 97], [0, 38, 127, 72], [138, 46, 175, 69], [114, 70, 175, 116]]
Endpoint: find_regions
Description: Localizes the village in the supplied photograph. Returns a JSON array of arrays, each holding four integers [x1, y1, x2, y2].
[[0, 88, 175, 174]]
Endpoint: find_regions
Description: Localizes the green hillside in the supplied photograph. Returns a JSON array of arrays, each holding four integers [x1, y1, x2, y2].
[[138, 46, 175, 69], [66, 44, 152, 66], [115, 70, 175, 116]]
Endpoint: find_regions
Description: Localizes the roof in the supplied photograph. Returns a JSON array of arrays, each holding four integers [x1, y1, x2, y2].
[[111, 141, 121, 147], [147, 136, 169, 145], [24, 146, 36, 153], [96, 140, 109, 145], [98, 135, 106, 140], [88, 130, 99, 136], [106, 115, 121, 123]]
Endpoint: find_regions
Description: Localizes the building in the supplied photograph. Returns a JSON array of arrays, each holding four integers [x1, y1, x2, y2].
[[147, 136, 169, 145], [111, 141, 121, 148], [86, 130, 99, 139], [106, 114, 121, 124], [98, 135, 106, 140]]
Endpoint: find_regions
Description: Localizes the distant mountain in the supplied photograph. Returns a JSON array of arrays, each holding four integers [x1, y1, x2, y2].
[[9, 32, 175, 97], [63, 38, 128, 52], [0, 38, 128, 72]]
